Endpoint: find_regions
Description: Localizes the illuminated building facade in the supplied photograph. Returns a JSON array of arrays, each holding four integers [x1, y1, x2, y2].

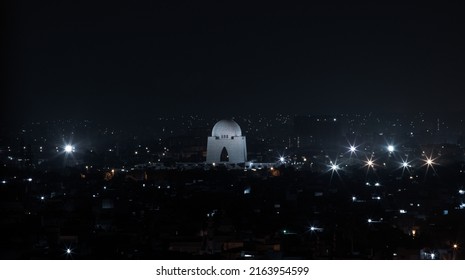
[[206, 119, 247, 163]]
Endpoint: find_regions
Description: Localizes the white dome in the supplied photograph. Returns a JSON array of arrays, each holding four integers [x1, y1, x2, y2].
[[212, 119, 242, 137]]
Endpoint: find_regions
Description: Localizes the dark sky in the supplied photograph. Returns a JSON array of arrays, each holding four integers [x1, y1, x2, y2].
[[2, 1, 465, 124]]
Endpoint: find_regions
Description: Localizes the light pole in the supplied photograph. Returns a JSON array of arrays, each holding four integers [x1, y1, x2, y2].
[[453, 244, 458, 260]]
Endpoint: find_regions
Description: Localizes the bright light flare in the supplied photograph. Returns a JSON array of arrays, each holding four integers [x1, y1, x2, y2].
[[346, 142, 359, 156], [307, 226, 323, 232], [63, 246, 74, 258], [367, 218, 382, 224], [423, 155, 437, 166], [279, 156, 285, 163], [363, 158, 375, 176], [399, 158, 412, 176], [64, 145, 73, 153], [422, 154, 438, 174], [327, 160, 342, 183], [330, 164, 339, 171], [387, 145, 394, 152], [364, 157, 375, 168]]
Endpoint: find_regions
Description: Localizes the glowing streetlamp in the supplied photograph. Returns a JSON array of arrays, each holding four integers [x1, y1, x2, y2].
[[364, 156, 375, 169], [330, 163, 339, 171], [64, 145, 74, 153], [63, 246, 74, 258], [327, 159, 341, 183], [399, 157, 412, 176], [347, 142, 358, 156], [422, 155, 438, 174], [308, 226, 323, 232], [367, 218, 382, 223], [387, 145, 395, 152]]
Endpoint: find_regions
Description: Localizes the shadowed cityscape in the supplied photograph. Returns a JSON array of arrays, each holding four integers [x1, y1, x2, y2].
[[2, 1, 465, 260], [1, 113, 465, 259]]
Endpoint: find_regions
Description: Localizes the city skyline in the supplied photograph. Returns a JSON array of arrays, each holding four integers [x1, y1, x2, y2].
[[1, 114, 465, 259], [2, 2, 465, 261]]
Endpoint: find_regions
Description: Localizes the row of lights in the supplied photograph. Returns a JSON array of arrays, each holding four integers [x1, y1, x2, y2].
[[327, 144, 438, 174]]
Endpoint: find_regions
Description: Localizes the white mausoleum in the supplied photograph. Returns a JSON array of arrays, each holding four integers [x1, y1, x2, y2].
[[206, 119, 247, 164]]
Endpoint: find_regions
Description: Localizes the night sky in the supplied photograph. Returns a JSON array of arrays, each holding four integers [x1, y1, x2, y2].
[[3, 1, 465, 124]]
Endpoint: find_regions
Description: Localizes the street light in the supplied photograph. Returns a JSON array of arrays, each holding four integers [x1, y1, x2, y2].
[[422, 155, 438, 174], [349, 145, 356, 153], [423, 155, 436, 167], [308, 226, 323, 232], [365, 158, 375, 168], [387, 145, 394, 152], [330, 164, 339, 171], [453, 244, 458, 260], [64, 145, 73, 153]]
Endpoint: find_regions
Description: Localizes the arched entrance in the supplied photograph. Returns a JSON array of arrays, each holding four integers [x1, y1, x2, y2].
[[220, 147, 229, 162]]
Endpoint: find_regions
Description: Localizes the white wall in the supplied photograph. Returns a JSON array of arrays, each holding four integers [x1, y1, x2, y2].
[[206, 136, 247, 163]]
